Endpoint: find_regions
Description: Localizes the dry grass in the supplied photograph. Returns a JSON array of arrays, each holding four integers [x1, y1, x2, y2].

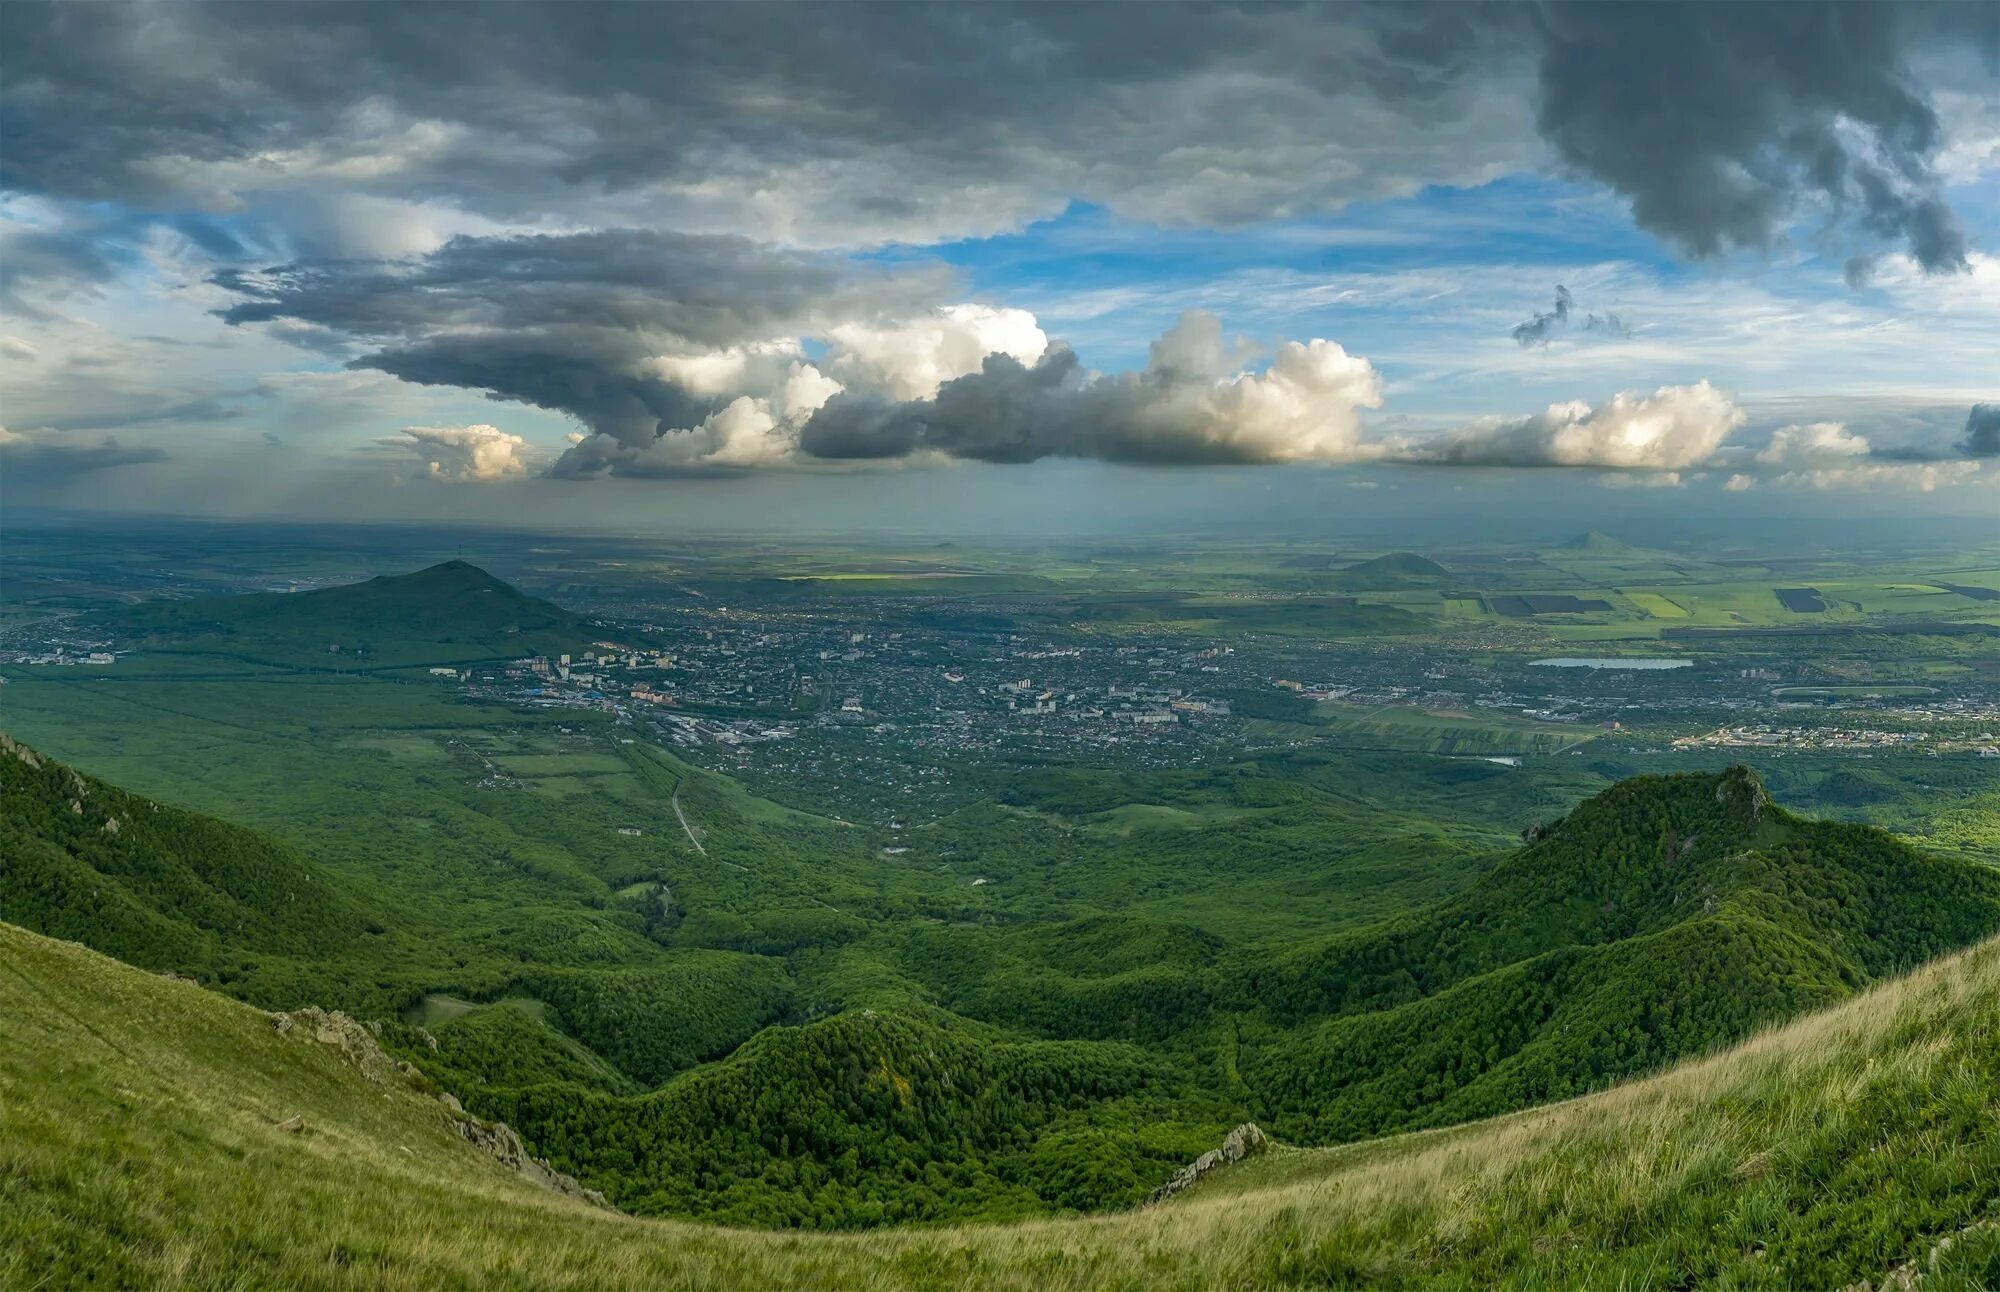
[[4, 921, 1998, 1290]]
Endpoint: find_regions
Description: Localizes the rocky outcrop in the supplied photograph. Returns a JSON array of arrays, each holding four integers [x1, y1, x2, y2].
[[447, 1106, 608, 1207], [1146, 1122, 1268, 1205], [1716, 764, 1773, 822], [271, 1007, 413, 1085], [270, 1005, 609, 1208]]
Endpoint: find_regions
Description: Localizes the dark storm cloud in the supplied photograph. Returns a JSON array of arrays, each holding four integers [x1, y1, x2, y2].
[[5, 2, 1987, 265], [1511, 285, 1634, 347], [0, 2, 1527, 239], [1511, 286, 1574, 346], [213, 229, 948, 454], [802, 350, 1095, 464], [0, 433, 167, 478], [1958, 404, 2000, 458], [1856, 410, 2000, 466], [1858, 403, 2000, 461], [1532, 2, 1988, 273]]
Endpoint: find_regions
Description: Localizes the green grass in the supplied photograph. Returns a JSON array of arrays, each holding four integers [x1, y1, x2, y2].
[[1309, 701, 1599, 756], [1772, 684, 1941, 698], [5, 918, 1997, 1289]]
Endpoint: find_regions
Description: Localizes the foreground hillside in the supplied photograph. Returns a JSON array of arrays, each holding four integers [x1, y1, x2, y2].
[[4, 919, 1996, 1290], [7, 729, 2000, 1230]]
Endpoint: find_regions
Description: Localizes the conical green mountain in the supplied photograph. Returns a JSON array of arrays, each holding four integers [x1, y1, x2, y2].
[[1235, 767, 2000, 1140], [1330, 551, 1451, 589], [900, 768, 2000, 1139], [87, 560, 599, 666], [1558, 530, 1648, 554]]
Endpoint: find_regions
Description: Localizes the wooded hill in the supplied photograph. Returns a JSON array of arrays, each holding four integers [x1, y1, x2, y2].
[[80, 560, 601, 666], [5, 735, 1998, 1230]]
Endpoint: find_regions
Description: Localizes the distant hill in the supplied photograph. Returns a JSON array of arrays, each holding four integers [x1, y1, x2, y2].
[[1330, 551, 1451, 590], [86, 560, 601, 667], [1559, 530, 1648, 555], [6, 912, 1998, 1288]]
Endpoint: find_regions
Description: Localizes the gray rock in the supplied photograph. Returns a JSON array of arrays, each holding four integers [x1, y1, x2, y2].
[[1146, 1122, 1268, 1205]]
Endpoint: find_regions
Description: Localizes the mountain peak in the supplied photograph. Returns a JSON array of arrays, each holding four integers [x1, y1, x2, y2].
[[391, 559, 502, 585], [86, 560, 593, 668], [1523, 766, 1778, 857], [1333, 551, 1450, 588], [1560, 531, 1643, 554]]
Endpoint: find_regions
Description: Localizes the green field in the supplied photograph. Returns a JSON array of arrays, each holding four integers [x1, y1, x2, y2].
[[1773, 684, 1941, 698], [1308, 701, 1599, 756]]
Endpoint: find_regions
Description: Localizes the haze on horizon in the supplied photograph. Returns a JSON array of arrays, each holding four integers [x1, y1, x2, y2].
[[2, 1, 1997, 536]]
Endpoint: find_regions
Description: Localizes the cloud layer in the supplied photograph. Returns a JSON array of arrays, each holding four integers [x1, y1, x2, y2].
[[1532, 3, 1984, 274], [0, 425, 168, 480], [212, 229, 951, 472], [3, 2, 1994, 517], [4, 3, 1987, 268]]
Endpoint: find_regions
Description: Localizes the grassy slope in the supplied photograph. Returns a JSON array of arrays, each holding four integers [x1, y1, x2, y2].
[[4, 919, 1997, 1290]]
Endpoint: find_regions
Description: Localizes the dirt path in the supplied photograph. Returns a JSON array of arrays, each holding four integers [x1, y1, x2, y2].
[[670, 784, 707, 857]]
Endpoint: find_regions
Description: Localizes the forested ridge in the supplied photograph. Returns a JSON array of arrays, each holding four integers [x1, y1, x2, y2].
[[0, 733, 365, 1001], [5, 736, 1997, 1229]]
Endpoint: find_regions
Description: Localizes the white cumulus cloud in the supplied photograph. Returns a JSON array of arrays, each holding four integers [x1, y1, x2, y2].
[[1404, 381, 1744, 471], [380, 423, 532, 482], [826, 305, 1048, 402], [799, 311, 1384, 466], [1756, 421, 1872, 466]]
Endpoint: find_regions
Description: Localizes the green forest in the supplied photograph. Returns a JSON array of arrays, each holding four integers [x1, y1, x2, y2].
[[9, 732, 1997, 1228]]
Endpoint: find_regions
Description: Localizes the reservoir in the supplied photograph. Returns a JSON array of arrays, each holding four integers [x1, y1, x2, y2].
[[1531, 657, 1692, 670]]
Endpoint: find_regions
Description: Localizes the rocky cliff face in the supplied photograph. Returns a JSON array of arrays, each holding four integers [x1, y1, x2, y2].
[[272, 1005, 608, 1208]]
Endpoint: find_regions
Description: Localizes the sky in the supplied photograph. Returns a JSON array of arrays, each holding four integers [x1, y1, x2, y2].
[[2, 1, 1997, 537]]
